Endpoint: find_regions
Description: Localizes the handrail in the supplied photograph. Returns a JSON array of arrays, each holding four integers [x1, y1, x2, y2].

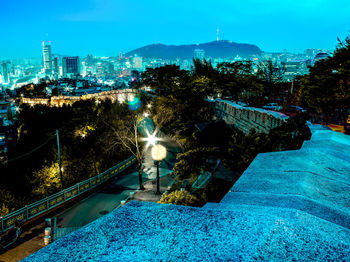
[[0, 156, 136, 233]]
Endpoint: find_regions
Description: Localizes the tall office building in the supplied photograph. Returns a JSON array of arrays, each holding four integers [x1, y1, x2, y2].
[[62, 56, 80, 77], [52, 57, 59, 79], [194, 49, 205, 60], [1, 62, 9, 83], [42, 41, 52, 74]]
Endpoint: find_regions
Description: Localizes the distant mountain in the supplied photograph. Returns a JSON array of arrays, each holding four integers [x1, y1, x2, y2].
[[126, 40, 262, 60]]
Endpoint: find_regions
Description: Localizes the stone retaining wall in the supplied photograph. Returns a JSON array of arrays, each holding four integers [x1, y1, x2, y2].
[[210, 99, 289, 134], [21, 89, 139, 107]]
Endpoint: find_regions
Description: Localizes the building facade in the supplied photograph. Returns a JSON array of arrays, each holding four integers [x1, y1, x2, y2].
[[62, 56, 80, 77], [42, 41, 52, 74]]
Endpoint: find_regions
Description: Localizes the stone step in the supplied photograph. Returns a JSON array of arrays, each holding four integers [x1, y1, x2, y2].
[[204, 192, 350, 229], [25, 201, 350, 261]]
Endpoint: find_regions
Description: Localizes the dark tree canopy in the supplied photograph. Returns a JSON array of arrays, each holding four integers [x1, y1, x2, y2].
[[301, 36, 350, 130]]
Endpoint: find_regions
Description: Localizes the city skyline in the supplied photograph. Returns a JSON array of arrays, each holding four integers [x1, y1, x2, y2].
[[1, 0, 350, 59]]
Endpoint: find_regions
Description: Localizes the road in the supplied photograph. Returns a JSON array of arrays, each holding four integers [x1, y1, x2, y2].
[[57, 120, 182, 228], [56, 167, 147, 227]]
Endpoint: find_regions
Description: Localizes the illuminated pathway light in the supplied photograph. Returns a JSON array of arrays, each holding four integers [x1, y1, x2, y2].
[[151, 144, 167, 194]]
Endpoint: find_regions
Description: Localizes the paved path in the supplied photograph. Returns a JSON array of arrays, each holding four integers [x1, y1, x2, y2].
[[0, 224, 45, 262], [56, 168, 147, 227]]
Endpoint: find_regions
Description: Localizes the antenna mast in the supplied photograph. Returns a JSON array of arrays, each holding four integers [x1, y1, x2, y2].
[[217, 26, 219, 41]]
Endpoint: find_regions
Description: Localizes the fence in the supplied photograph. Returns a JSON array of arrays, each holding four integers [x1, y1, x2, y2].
[[0, 156, 136, 233], [54, 226, 82, 241]]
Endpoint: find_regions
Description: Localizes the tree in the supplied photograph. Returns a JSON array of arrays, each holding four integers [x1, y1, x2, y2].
[[31, 162, 62, 196], [142, 65, 190, 97], [257, 59, 286, 84], [192, 58, 216, 78], [103, 111, 148, 190], [0, 189, 16, 216], [301, 36, 350, 130], [217, 61, 264, 105], [173, 147, 220, 180], [257, 59, 286, 101]]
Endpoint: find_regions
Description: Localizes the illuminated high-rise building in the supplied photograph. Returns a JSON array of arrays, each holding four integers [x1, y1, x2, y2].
[[62, 56, 80, 77], [42, 41, 52, 74]]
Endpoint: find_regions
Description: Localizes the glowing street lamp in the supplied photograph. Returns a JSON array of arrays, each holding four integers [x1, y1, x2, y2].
[[142, 129, 166, 193], [151, 144, 167, 194], [142, 129, 163, 150]]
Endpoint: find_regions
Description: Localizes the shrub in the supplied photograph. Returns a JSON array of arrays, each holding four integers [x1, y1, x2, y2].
[[158, 190, 201, 206]]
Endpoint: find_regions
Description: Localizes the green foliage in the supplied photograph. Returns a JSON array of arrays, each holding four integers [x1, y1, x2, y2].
[[173, 147, 220, 180], [257, 59, 286, 84], [301, 35, 350, 129], [142, 65, 190, 97], [1, 96, 142, 211], [217, 61, 262, 103], [192, 58, 216, 78], [31, 162, 61, 197], [226, 115, 310, 172], [0, 189, 16, 216], [17, 82, 51, 98], [158, 190, 201, 206], [256, 59, 286, 102]]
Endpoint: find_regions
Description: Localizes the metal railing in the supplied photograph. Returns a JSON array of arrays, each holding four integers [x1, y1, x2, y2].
[[0, 156, 136, 233]]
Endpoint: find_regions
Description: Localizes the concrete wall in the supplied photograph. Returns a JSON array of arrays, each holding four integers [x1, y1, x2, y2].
[[210, 99, 289, 134]]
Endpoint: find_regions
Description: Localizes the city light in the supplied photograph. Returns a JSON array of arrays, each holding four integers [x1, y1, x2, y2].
[[141, 128, 164, 150], [143, 130, 157, 148], [127, 95, 141, 111], [151, 144, 167, 161], [151, 144, 167, 194]]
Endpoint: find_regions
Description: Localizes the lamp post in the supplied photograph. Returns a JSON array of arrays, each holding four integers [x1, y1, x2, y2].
[[151, 144, 167, 194], [56, 129, 64, 191]]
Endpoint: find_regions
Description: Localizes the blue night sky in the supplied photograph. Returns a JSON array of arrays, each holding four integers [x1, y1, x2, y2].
[[1, 0, 350, 59]]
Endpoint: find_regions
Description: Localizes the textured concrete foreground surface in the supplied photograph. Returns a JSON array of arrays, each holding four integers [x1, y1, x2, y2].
[[24, 125, 350, 261]]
